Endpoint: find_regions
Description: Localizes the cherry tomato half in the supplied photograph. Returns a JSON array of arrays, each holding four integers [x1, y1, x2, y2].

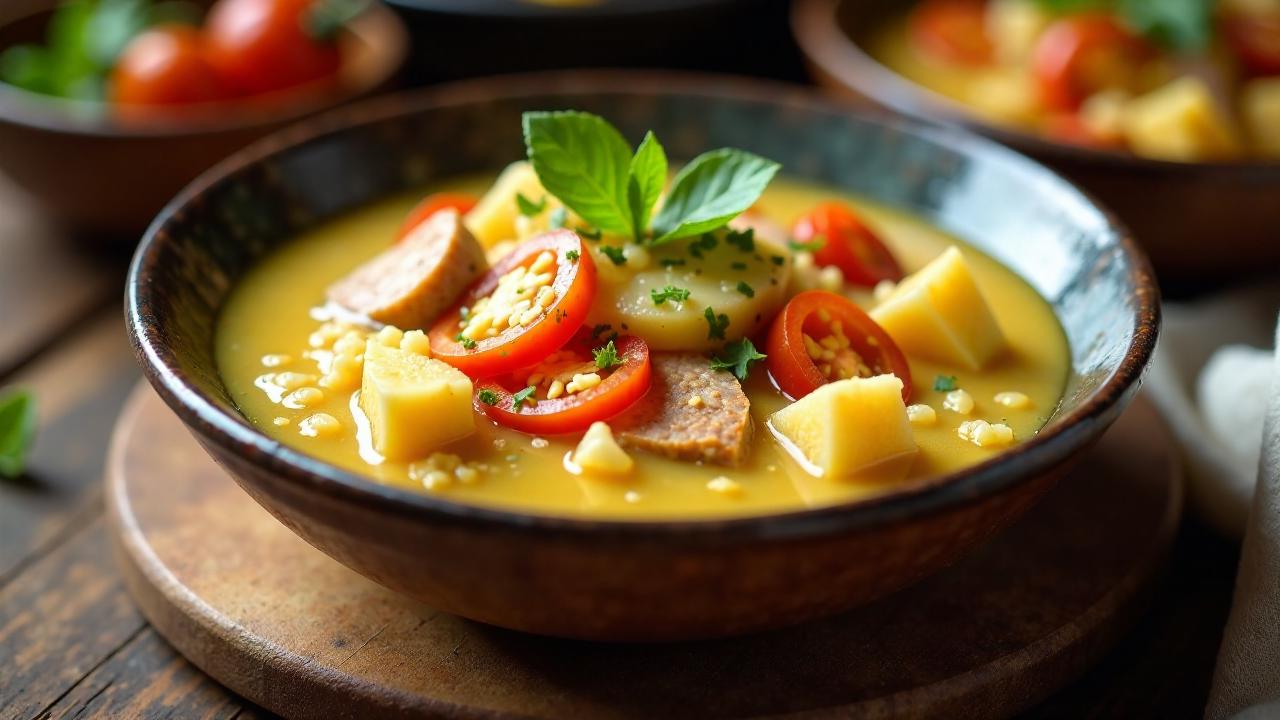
[[766, 290, 912, 403], [205, 0, 342, 97], [1032, 15, 1151, 113], [791, 202, 903, 287], [429, 230, 597, 378], [474, 335, 652, 435], [1042, 113, 1124, 150], [110, 26, 228, 107], [909, 0, 994, 66], [397, 192, 479, 242], [1224, 13, 1280, 77]]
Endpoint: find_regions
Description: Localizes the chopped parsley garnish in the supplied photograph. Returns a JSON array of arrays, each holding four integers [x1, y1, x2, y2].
[[934, 375, 958, 392], [477, 389, 500, 406], [704, 307, 729, 340], [0, 388, 36, 479], [591, 323, 614, 340], [725, 227, 755, 252], [593, 340, 622, 370], [659, 258, 687, 268], [578, 226, 602, 240], [788, 237, 826, 253], [516, 192, 546, 217], [731, 261, 747, 270], [735, 281, 755, 298], [710, 338, 767, 381], [455, 333, 477, 350], [548, 206, 568, 229], [511, 386, 538, 411], [688, 233, 718, 259], [650, 285, 691, 305], [770, 255, 786, 266], [599, 245, 627, 266], [565, 249, 580, 263]]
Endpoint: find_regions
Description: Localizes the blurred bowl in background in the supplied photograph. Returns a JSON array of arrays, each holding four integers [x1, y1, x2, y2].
[[0, 0, 408, 239], [792, 0, 1280, 291]]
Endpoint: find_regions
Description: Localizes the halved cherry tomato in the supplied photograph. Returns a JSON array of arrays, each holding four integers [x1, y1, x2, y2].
[[474, 335, 651, 435], [205, 0, 342, 97], [791, 202, 903, 287], [909, 0, 994, 66], [429, 230, 596, 378], [1043, 113, 1124, 150], [1032, 15, 1151, 112], [766, 290, 912, 403], [397, 192, 479, 242], [1224, 13, 1280, 77], [110, 26, 228, 107]]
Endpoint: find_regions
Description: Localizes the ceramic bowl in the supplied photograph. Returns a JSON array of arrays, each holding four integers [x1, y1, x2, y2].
[[0, 0, 407, 238], [126, 71, 1158, 642], [791, 0, 1280, 289]]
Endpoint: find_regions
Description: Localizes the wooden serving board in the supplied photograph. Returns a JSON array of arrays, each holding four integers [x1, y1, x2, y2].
[[107, 385, 1182, 720]]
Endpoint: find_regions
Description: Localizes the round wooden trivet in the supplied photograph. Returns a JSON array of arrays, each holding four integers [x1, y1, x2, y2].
[[107, 384, 1182, 720]]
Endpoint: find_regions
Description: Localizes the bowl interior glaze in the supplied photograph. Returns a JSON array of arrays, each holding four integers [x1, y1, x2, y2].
[[128, 73, 1157, 535]]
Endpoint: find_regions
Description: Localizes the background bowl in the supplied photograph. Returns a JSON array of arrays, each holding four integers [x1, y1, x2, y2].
[[127, 71, 1158, 642], [792, 0, 1280, 292], [0, 0, 407, 238]]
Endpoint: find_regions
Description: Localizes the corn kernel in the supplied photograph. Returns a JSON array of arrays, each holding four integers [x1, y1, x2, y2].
[[275, 372, 319, 390], [688, 395, 704, 408], [400, 330, 431, 357], [547, 380, 566, 399], [993, 391, 1031, 410], [958, 420, 1015, 448], [944, 389, 975, 415], [272, 417, 290, 427], [422, 470, 453, 491], [454, 466, 479, 484], [298, 413, 342, 438], [261, 354, 293, 368], [283, 387, 324, 409], [707, 476, 743, 497], [566, 372, 602, 394], [906, 404, 937, 426], [529, 250, 556, 275]]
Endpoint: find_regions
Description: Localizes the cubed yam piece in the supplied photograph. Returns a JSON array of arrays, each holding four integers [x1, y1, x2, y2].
[[985, 0, 1053, 64], [572, 422, 635, 476], [1121, 77, 1243, 161], [965, 68, 1041, 125], [465, 161, 550, 248], [1243, 77, 1280, 158], [870, 246, 1006, 371], [359, 340, 474, 461], [769, 374, 917, 478], [327, 211, 485, 330]]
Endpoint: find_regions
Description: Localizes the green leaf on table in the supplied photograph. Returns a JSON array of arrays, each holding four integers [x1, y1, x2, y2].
[[627, 130, 667, 241], [0, 389, 37, 479], [523, 110, 636, 237], [651, 148, 780, 243]]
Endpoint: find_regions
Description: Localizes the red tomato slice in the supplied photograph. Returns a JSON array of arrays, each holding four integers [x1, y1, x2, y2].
[[766, 290, 912, 403], [791, 202, 903, 287], [909, 0, 994, 66], [429, 230, 596, 378], [1224, 14, 1280, 77], [1043, 113, 1125, 150], [474, 335, 651, 435], [1032, 15, 1151, 112], [397, 192, 479, 242]]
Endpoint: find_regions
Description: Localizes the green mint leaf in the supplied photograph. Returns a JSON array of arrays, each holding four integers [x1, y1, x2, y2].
[[523, 111, 635, 237], [593, 340, 622, 370], [0, 389, 36, 479], [599, 246, 627, 266], [627, 130, 667, 241], [651, 148, 780, 243], [710, 339, 767, 381], [703, 307, 729, 340], [735, 281, 755, 298], [650, 285, 691, 305], [934, 375, 958, 392], [477, 389, 499, 406], [1117, 0, 1212, 50], [516, 192, 546, 217], [549, 206, 568, 229], [512, 386, 537, 411]]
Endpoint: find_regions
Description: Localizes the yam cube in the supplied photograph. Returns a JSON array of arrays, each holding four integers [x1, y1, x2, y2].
[[985, 0, 1052, 63], [359, 339, 474, 461], [1243, 78, 1280, 158], [870, 246, 1006, 370], [572, 422, 635, 477], [464, 161, 549, 248], [1121, 77, 1242, 161], [769, 374, 917, 479]]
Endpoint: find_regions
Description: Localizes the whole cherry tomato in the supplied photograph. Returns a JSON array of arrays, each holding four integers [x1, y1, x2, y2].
[[766, 290, 912, 403], [397, 192, 479, 243], [205, 0, 342, 96], [1224, 13, 1280, 77], [909, 0, 994, 66], [1032, 15, 1151, 113], [110, 26, 227, 107], [791, 202, 903, 287]]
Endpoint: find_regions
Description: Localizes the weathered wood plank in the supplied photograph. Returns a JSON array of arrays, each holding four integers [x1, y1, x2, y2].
[[0, 312, 139, 584], [0, 174, 125, 380]]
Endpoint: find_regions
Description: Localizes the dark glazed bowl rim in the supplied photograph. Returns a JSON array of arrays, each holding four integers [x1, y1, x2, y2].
[[791, 0, 1280, 177], [126, 70, 1160, 542]]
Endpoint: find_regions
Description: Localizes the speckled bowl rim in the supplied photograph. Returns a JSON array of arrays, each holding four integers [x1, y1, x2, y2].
[[126, 70, 1160, 542], [791, 0, 1280, 176]]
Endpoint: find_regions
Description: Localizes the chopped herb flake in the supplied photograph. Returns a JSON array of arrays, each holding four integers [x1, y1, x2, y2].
[[788, 237, 826, 253], [599, 245, 627, 266], [455, 334, 477, 350], [512, 386, 537, 411], [725, 227, 755, 252], [688, 233, 719, 259], [591, 323, 614, 339], [593, 340, 622, 370], [710, 338, 767, 381], [477, 389, 500, 406], [650, 285, 691, 305], [579, 226, 602, 240], [659, 258, 687, 268], [934, 375, 958, 392], [730, 261, 747, 270], [704, 307, 730, 340], [736, 281, 755, 298], [565, 249, 580, 263], [770, 255, 786, 266], [516, 192, 546, 217]]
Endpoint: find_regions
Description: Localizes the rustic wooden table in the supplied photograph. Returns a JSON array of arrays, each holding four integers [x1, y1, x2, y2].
[[0, 170, 1241, 719]]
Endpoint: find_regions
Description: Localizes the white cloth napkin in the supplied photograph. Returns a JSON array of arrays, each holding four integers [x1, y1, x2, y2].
[[1143, 283, 1280, 719]]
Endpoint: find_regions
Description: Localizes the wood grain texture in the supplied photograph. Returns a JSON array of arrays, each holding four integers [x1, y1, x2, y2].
[[107, 385, 1182, 720]]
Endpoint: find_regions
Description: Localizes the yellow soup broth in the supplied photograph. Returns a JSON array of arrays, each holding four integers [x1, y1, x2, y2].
[[217, 176, 1070, 519]]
